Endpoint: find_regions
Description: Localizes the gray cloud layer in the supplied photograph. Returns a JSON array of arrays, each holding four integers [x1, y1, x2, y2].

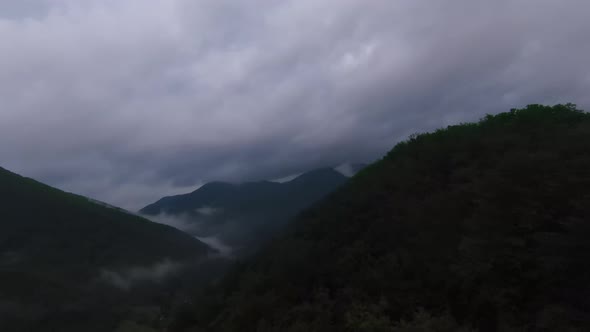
[[1, 0, 589, 209]]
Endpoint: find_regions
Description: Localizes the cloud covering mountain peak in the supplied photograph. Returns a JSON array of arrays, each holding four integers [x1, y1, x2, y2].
[[1, 0, 589, 209]]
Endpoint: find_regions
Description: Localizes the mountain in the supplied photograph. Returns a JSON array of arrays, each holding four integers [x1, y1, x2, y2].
[[140, 167, 356, 255], [0, 166, 213, 331], [173, 104, 590, 331]]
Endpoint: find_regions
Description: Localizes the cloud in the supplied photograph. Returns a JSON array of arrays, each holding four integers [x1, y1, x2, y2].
[[0, 0, 589, 210], [195, 206, 219, 216], [142, 212, 201, 234], [337, 163, 362, 177], [0, 0, 52, 20], [100, 259, 181, 290], [271, 173, 302, 183], [195, 236, 233, 257], [143, 212, 234, 257]]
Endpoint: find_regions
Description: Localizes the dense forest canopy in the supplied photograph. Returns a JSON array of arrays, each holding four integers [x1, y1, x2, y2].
[[173, 104, 590, 331]]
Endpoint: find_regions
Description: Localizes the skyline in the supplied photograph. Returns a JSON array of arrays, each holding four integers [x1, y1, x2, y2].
[[1, 0, 589, 209]]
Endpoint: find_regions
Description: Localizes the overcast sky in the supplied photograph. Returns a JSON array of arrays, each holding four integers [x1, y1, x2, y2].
[[1, 0, 589, 210]]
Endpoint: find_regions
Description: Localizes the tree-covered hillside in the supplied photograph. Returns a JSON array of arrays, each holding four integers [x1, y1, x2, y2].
[[176, 104, 590, 331], [140, 168, 354, 255], [0, 167, 213, 331]]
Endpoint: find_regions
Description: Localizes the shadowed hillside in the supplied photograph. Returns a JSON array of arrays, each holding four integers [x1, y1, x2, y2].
[[140, 167, 358, 255], [0, 167, 213, 331], [175, 104, 590, 331]]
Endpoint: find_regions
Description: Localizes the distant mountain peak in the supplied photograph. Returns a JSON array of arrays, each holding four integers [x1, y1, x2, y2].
[[271, 163, 366, 183], [287, 167, 346, 184], [139, 165, 351, 255]]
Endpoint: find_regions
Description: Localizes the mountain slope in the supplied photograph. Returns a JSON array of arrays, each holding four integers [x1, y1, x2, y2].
[[140, 168, 351, 254], [178, 104, 590, 331], [0, 167, 212, 331]]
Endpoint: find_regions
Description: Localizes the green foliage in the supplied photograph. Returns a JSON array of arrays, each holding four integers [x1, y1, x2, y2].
[[177, 104, 590, 331]]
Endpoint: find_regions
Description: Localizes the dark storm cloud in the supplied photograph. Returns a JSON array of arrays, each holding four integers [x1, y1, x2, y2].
[[1, 0, 589, 210]]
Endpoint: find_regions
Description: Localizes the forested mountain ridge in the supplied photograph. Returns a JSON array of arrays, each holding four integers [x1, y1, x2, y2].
[[0, 166, 211, 267], [140, 167, 358, 255], [174, 104, 590, 331], [141, 168, 350, 215], [0, 166, 213, 331]]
